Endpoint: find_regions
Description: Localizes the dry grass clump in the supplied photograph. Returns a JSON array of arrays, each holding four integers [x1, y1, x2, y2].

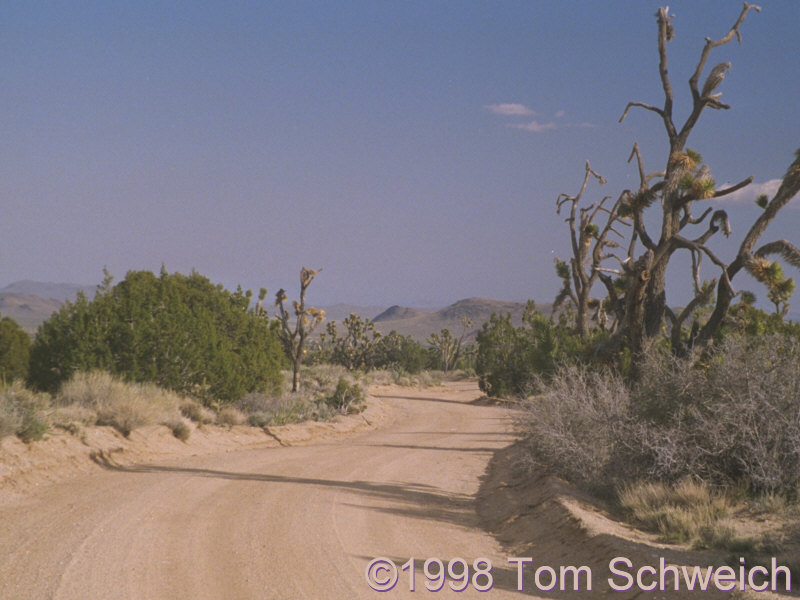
[[305, 365, 446, 390], [216, 406, 246, 427], [292, 364, 348, 396], [237, 392, 313, 427], [618, 479, 732, 544], [376, 369, 444, 388], [0, 386, 26, 440], [619, 478, 800, 581], [235, 365, 369, 427], [164, 418, 192, 442], [0, 381, 50, 442], [57, 371, 185, 437], [179, 399, 215, 425], [49, 404, 98, 441]]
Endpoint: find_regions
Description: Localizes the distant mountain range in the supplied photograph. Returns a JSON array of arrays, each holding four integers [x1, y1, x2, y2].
[[4, 280, 797, 340], [0, 280, 533, 338], [369, 298, 536, 341], [0, 281, 95, 332], [1, 281, 96, 302]]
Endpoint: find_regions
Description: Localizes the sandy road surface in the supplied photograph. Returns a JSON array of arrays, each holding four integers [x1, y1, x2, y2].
[[0, 382, 538, 599]]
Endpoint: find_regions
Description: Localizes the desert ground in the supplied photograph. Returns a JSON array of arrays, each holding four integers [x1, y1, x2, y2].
[[0, 381, 793, 599]]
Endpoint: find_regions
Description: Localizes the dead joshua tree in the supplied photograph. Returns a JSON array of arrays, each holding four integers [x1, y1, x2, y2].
[[275, 267, 325, 392], [555, 4, 800, 359]]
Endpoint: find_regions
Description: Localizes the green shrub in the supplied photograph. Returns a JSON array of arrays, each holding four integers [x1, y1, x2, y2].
[[0, 316, 31, 383], [372, 331, 433, 374], [28, 269, 285, 403], [317, 314, 383, 371], [325, 378, 365, 413], [476, 302, 601, 398]]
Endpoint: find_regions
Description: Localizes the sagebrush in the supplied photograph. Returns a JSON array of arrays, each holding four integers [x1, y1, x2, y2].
[[520, 334, 800, 496]]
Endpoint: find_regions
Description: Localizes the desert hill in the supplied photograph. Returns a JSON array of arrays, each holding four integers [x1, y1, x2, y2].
[[373, 305, 428, 322], [0, 293, 64, 333], [363, 297, 539, 342], [0, 282, 96, 333]]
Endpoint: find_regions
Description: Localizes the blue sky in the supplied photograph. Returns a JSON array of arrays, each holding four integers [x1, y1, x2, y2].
[[2, 1, 799, 307]]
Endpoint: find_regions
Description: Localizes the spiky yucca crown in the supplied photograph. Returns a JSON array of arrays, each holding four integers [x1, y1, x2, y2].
[[629, 188, 657, 212], [747, 256, 795, 310], [691, 176, 716, 200], [669, 151, 698, 174], [747, 256, 775, 284], [672, 149, 716, 199], [555, 259, 570, 280]]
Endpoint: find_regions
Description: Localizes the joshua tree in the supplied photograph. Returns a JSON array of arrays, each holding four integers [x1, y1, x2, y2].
[[554, 4, 800, 359], [275, 267, 325, 392], [321, 313, 382, 371], [427, 315, 473, 372], [554, 161, 629, 337]]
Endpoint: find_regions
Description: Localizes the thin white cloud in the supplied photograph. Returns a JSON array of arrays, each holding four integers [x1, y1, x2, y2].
[[485, 104, 594, 133], [718, 178, 790, 206], [513, 120, 557, 133], [484, 103, 536, 116]]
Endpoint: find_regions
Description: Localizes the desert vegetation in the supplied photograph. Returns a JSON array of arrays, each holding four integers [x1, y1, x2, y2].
[[1, 3, 798, 585], [309, 311, 475, 376], [0, 316, 31, 384], [0, 365, 379, 443], [471, 4, 800, 575], [273, 267, 325, 392], [0, 263, 469, 446], [27, 268, 285, 402]]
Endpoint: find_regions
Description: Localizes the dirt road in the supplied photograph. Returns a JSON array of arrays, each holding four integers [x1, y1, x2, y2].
[[0, 382, 535, 599]]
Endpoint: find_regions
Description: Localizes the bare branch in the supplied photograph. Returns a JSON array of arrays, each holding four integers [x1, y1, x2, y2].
[[589, 196, 613, 222], [671, 278, 717, 351], [713, 176, 754, 198], [689, 3, 761, 102], [681, 206, 713, 228], [633, 208, 656, 251], [595, 266, 624, 276], [739, 151, 800, 259], [694, 209, 732, 245], [691, 250, 703, 294], [626, 143, 666, 192], [677, 3, 760, 147], [673, 235, 729, 272], [619, 101, 665, 124], [654, 7, 677, 138]]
